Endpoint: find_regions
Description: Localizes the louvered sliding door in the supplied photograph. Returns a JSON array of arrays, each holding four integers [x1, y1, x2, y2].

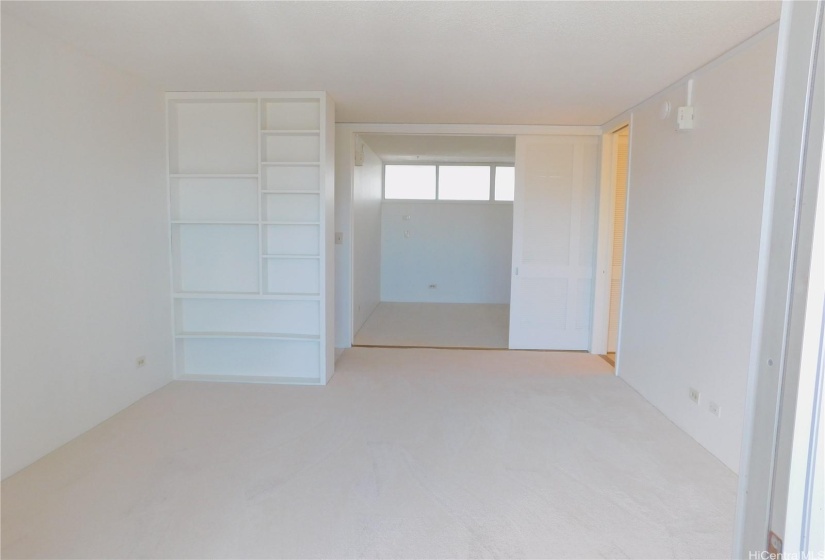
[[509, 135, 599, 350]]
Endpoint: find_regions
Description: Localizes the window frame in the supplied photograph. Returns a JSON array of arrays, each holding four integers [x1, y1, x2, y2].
[[381, 163, 438, 201], [382, 162, 515, 203]]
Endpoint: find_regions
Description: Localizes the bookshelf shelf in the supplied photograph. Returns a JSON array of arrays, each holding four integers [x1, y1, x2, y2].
[[168, 92, 333, 384]]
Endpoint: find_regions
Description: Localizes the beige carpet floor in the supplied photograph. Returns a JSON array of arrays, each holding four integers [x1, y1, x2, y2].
[[1, 348, 737, 559], [354, 302, 510, 348]]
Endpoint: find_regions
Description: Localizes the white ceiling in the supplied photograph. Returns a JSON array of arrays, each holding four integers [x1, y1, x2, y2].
[[2, 1, 780, 126], [361, 134, 516, 163]]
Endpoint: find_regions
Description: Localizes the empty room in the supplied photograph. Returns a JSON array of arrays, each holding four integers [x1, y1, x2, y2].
[[2, 2, 823, 559], [351, 134, 515, 349]]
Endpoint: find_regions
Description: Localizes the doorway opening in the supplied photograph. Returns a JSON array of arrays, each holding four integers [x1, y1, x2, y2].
[[350, 134, 515, 349], [603, 125, 630, 366]]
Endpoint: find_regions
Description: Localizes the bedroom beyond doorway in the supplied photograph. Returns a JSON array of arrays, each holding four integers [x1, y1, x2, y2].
[[350, 134, 515, 350]]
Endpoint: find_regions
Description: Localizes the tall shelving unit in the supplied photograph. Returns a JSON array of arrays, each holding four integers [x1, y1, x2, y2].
[[167, 92, 334, 384]]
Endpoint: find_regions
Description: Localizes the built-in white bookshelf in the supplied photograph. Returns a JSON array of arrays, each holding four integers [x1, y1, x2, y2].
[[167, 92, 334, 384], [262, 165, 320, 192]]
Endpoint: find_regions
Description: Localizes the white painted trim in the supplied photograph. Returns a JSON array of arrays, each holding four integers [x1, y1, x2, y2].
[[256, 99, 264, 315], [734, 4, 796, 551], [734, 1, 824, 555], [590, 121, 630, 363], [337, 123, 601, 136], [590, 132, 615, 356], [613, 118, 634, 379], [164, 93, 179, 379], [382, 200, 513, 206], [321, 92, 336, 384], [767, 5, 824, 550], [348, 131, 357, 346], [784, 131, 825, 556], [383, 155, 515, 164], [166, 91, 326, 100], [178, 374, 323, 385]]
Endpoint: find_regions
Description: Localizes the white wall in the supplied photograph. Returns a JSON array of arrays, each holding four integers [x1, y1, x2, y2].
[[352, 140, 383, 334], [615, 29, 778, 472], [1, 15, 172, 478], [334, 127, 354, 348], [381, 201, 512, 303]]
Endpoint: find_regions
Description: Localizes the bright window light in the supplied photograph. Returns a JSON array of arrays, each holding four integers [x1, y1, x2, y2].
[[494, 166, 515, 201], [384, 165, 436, 200], [438, 166, 491, 201]]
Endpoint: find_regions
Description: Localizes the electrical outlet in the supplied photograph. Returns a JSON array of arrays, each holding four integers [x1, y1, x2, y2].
[[428, 284, 437, 289], [136, 356, 146, 368], [709, 401, 722, 417], [689, 387, 700, 405], [768, 532, 783, 555]]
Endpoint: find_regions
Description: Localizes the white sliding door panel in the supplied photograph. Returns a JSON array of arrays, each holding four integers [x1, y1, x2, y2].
[[509, 135, 599, 350]]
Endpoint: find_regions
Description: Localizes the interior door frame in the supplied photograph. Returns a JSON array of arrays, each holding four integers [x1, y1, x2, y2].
[[333, 123, 601, 351], [734, 1, 824, 555], [591, 120, 632, 363]]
